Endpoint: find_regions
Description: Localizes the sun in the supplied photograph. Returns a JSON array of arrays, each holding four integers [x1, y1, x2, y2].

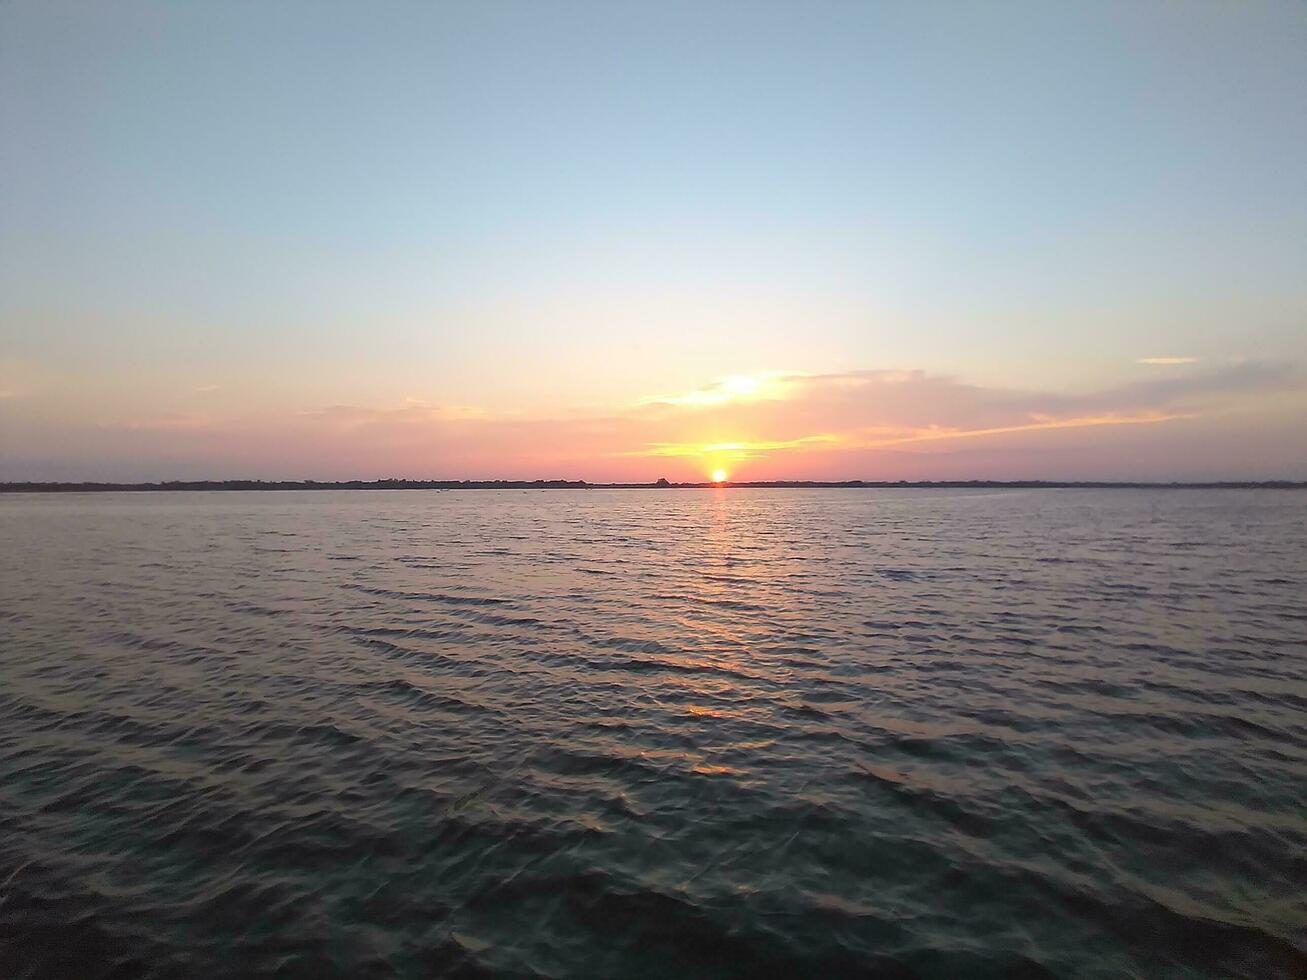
[[711, 468, 729, 483]]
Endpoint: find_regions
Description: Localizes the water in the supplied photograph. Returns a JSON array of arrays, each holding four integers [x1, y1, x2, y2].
[[1, 488, 1304, 979]]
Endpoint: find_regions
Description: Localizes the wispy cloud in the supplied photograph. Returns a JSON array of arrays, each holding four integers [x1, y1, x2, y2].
[[1138, 356, 1198, 365], [636, 434, 840, 459], [8, 361, 1299, 481], [849, 411, 1189, 449], [615, 362, 1298, 470], [637, 372, 796, 409], [194, 384, 222, 393]]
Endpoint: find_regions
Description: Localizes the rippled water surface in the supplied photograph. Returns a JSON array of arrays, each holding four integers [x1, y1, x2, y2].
[[2, 489, 1305, 979]]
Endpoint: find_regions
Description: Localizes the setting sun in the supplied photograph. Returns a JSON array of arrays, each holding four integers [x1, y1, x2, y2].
[[711, 469, 729, 483]]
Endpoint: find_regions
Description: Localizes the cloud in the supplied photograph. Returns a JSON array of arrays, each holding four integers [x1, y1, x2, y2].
[[194, 384, 222, 393], [636, 372, 795, 410], [5, 360, 1301, 481], [1138, 356, 1198, 365], [612, 362, 1299, 470], [636, 434, 840, 460]]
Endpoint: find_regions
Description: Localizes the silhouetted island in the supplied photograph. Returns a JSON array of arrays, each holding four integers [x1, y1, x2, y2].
[[2, 478, 1304, 493]]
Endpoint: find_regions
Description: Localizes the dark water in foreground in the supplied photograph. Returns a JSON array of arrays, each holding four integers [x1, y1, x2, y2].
[[1, 489, 1304, 979]]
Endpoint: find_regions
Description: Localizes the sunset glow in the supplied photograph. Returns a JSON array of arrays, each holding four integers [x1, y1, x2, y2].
[[3, 7, 1305, 980], [0, 2, 1304, 484]]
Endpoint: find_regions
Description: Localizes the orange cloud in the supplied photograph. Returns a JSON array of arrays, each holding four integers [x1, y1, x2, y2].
[[635, 434, 842, 460], [851, 411, 1189, 449], [3, 361, 1298, 482], [635, 372, 797, 410]]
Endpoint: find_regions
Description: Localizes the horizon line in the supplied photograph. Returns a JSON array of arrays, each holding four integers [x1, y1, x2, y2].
[[4, 478, 1306, 493]]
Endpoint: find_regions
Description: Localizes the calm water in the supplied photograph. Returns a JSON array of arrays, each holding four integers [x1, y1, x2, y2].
[[1, 489, 1304, 979]]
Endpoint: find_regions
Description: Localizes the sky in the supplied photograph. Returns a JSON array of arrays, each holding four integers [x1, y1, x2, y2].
[[2, 0, 1305, 482]]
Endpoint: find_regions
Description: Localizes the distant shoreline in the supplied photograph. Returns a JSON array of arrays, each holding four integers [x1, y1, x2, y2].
[[3, 479, 1305, 493]]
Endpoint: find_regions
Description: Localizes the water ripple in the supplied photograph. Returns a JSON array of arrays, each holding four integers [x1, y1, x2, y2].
[[1, 488, 1305, 978]]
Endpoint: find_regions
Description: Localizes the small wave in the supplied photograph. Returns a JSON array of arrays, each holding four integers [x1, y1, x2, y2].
[[3, 488, 1304, 979]]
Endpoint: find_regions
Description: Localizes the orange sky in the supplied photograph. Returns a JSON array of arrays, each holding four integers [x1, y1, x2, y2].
[[3, 3, 1306, 482], [4, 361, 1303, 482]]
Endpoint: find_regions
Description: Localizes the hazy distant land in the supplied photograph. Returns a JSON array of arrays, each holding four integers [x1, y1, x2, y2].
[[3, 478, 1304, 492]]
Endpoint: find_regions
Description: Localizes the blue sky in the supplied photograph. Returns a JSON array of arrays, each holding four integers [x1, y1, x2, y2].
[[2, 1, 1305, 480]]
